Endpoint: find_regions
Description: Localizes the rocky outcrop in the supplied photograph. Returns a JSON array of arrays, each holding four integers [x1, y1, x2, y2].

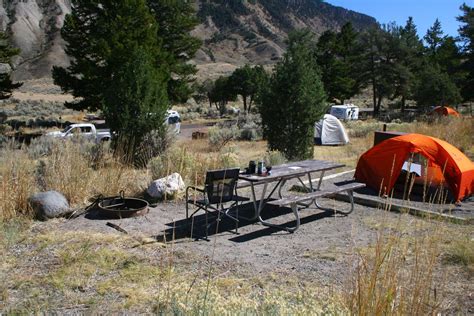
[[0, 0, 71, 80], [0, 0, 377, 80]]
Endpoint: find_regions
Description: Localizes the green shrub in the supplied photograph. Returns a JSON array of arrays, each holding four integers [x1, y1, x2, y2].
[[264, 150, 287, 166], [148, 147, 196, 181], [208, 126, 239, 151], [237, 113, 262, 141]]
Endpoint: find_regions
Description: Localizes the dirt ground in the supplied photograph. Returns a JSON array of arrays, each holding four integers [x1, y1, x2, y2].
[[39, 174, 473, 313]]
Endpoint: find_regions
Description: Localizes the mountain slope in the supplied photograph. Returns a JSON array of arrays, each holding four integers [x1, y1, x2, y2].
[[0, 0, 377, 80], [192, 0, 377, 65]]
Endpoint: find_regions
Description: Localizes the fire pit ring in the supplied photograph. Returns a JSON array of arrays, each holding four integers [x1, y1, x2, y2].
[[96, 192, 149, 218]]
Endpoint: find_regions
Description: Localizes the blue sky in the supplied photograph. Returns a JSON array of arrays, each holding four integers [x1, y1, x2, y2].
[[327, 0, 473, 38]]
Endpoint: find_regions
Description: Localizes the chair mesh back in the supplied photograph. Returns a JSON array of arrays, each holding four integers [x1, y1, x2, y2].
[[205, 168, 240, 204]]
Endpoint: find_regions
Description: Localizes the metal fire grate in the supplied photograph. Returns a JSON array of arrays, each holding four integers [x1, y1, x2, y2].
[[91, 191, 149, 219]]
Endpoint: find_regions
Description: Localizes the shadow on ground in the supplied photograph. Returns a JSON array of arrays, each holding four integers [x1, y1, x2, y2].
[[153, 201, 344, 243]]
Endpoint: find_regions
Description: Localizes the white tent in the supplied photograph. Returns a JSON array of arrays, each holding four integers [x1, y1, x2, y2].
[[314, 114, 349, 145]]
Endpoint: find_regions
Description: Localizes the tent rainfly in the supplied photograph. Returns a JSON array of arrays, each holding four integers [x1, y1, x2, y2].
[[432, 106, 460, 117], [355, 134, 474, 201], [314, 114, 349, 146]]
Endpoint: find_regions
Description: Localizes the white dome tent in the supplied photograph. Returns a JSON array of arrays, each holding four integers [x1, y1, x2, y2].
[[314, 114, 349, 145]]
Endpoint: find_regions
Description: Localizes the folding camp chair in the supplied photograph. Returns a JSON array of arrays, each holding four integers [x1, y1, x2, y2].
[[185, 168, 248, 239]]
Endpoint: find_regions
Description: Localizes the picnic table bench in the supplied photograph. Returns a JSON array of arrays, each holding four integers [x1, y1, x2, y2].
[[266, 181, 365, 232], [238, 160, 365, 232]]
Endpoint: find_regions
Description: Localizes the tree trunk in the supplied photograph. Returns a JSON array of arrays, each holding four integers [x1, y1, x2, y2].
[[242, 95, 247, 113], [371, 53, 377, 118], [248, 95, 253, 113], [372, 83, 377, 117], [375, 95, 383, 117], [401, 96, 405, 112]]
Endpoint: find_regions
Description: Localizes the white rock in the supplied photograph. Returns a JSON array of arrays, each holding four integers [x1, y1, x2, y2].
[[28, 190, 70, 220], [147, 173, 185, 199], [0, 63, 11, 74]]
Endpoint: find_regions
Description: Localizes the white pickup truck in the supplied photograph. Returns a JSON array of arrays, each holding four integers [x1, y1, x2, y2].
[[47, 123, 111, 142]]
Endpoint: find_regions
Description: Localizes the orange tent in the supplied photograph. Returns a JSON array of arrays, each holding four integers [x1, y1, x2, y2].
[[355, 134, 474, 201], [432, 106, 460, 117]]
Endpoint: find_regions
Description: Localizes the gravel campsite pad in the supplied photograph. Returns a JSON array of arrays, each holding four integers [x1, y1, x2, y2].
[[11, 173, 467, 313]]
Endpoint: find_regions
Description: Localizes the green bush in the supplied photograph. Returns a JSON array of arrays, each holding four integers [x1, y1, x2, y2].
[[236, 113, 262, 141], [264, 150, 287, 166], [208, 126, 239, 151], [148, 147, 196, 181]]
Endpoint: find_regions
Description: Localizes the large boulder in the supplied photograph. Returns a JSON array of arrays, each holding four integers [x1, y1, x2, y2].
[[147, 173, 185, 199], [29, 190, 70, 220]]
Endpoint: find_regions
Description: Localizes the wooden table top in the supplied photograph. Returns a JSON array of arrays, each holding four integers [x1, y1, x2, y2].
[[238, 159, 345, 183]]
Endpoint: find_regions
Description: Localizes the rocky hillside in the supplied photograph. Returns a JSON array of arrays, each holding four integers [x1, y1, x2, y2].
[[192, 0, 377, 65], [0, 0, 377, 80]]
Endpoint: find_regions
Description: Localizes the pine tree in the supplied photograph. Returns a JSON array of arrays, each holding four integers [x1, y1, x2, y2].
[[0, 32, 22, 99], [148, 0, 201, 103], [208, 76, 237, 116], [398, 17, 424, 111], [359, 26, 398, 117], [457, 3, 474, 102], [53, 0, 169, 162], [53, 0, 164, 112], [413, 64, 461, 107], [414, 19, 463, 108], [260, 30, 326, 160], [316, 23, 361, 103], [228, 65, 269, 113], [104, 49, 168, 165], [424, 19, 445, 57]]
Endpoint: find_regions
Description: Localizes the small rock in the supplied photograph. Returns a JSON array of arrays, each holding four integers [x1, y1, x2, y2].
[[28, 191, 70, 220], [0, 63, 12, 74], [147, 173, 185, 199]]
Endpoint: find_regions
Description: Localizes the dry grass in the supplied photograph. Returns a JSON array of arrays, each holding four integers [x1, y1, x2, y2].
[[397, 117, 473, 155], [0, 229, 343, 314], [345, 215, 444, 315], [0, 117, 472, 313], [0, 139, 148, 221], [0, 148, 36, 220]]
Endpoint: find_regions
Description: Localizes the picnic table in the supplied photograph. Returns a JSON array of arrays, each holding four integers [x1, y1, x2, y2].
[[238, 159, 365, 232]]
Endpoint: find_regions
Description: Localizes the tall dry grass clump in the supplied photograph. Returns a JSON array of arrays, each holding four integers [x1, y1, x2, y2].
[[401, 117, 473, 153], [345, 215, 444, 315], [0, 137, 149, 221], [0, 146, 36, 221], [36, 140, 94, 205], [148, 144, 239, 186]]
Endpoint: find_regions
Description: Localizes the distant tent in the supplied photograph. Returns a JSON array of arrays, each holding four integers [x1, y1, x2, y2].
[[314, 114, 349, 145], [432, 106, 460, 117], [355, 134, 474, 201]]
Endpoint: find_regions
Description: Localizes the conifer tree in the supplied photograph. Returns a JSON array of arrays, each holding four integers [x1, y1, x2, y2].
[[104, 49, 168, 164], [228, 65, 268, 113], [316, 23, 361, 103], [424, 19, 445, 57], [457, 3, 474, 102], [148, 0, 201, 102], [53, 0, 165, 111], [260, 30, 326, 160], [53, 0, 169, 162]]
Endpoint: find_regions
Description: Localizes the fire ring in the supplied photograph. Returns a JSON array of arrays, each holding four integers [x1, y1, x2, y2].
[[97, 193, 149, 218]]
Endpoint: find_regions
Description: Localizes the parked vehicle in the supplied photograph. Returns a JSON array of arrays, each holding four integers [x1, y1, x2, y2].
[[46, 123, 111, 142], [329, 104, 359, 120], [166, 110, 181, 134]]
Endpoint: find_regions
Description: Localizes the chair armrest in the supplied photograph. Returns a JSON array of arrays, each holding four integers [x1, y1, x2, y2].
[[186, 186, 205, 200]]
